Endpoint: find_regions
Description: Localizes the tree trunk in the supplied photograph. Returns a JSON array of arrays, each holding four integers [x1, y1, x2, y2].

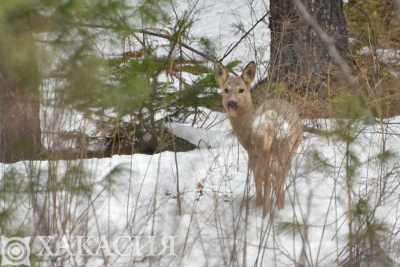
[[269, 0, 348, 90], [0, 80, 41, 163], [0, 6, 42, 163]]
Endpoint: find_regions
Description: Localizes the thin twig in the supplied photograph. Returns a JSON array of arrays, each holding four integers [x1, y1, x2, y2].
[[219, 11, 269, 62], [69, 22, 243, 75], [69, 22, 218, 63]]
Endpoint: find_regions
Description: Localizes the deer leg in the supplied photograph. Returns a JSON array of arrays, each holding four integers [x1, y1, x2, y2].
[[275, 161, 287, 209], [271, 176, 282, 209], [262, 150, 273, 213], [275, 177, 285, 209], [288, 129, 302, 160], [262, 176, 272, 215], [250, 159, 262, 206], [273, 143, 294, 210], [270, 159, 284, 210], [255, 175, 263, 206], [263, 134, 273, 152]]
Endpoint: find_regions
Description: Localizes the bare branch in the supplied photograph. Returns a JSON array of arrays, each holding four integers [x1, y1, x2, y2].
[[66, 22, 244, 75], [220, 11, 270, 62], [137, 29, 218, 63]]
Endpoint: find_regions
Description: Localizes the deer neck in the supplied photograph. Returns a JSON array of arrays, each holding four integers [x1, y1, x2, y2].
[[228, 105, 254, 151]]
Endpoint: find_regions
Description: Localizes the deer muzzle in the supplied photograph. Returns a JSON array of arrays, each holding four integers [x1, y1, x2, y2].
[[227, 100, 238, 110]]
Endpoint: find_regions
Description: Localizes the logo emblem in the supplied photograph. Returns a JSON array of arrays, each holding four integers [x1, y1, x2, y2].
[[1, 236, 31, 266]]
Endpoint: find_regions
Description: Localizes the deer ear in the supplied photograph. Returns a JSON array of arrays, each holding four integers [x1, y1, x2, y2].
[[214, 63, 229, 88], [241, 62, 256, 86]]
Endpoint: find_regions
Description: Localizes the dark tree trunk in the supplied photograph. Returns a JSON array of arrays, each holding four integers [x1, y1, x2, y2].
[[0, 6, 42, 163], [269, 0, 348, 90], [0, 80, 41, 163]]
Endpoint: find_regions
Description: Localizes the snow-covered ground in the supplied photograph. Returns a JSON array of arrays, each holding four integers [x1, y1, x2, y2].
[[2, 109, 400, 266]]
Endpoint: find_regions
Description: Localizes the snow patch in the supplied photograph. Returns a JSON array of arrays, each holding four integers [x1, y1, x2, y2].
[[167, 121, 234, 148], [360, 47, 400, 64]]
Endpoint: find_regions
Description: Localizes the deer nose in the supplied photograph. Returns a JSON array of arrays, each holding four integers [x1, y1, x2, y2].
[[227, 100, 238, 109]]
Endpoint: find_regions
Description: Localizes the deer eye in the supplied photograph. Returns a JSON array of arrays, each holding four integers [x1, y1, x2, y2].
[[238, 88, 245, 94], [224, 88, 229, 94]]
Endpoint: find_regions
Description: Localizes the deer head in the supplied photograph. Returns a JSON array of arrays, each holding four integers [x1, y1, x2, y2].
[[215, 62, 256, 118]]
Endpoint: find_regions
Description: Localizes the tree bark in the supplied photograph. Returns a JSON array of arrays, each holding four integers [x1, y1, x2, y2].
[[269, 0, 348, 90], [0, 80, 41, 163], [0, 9, 42, 163]]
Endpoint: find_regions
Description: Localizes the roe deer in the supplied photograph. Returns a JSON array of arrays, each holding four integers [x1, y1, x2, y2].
[[215, 62, 303, 212]]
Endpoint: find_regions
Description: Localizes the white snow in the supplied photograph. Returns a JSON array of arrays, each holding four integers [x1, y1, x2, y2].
[[360, 47, 400, 65], [2, 110, 400, 266]]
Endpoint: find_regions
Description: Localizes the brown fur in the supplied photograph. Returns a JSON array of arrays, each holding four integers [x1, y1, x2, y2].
[[215, 62, 303, 213]]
